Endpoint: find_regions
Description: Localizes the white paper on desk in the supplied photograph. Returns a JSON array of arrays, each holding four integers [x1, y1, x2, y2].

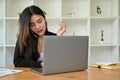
[[0, 68, 23, 77]]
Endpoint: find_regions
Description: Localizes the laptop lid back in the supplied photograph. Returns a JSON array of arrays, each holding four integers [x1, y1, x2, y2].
[[43, 36, 88, 75]]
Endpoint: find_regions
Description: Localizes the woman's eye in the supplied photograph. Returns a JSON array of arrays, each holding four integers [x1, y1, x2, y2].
[[38, 18, 42, 23], [38, 20, 42, 23], [30, 23, 34, 27]]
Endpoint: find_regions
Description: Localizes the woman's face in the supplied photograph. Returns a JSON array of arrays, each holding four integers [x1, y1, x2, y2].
[[30, 14, 46, 37]]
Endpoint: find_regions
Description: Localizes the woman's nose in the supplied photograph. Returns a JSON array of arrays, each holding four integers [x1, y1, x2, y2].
[[36, 24, 40, 29]]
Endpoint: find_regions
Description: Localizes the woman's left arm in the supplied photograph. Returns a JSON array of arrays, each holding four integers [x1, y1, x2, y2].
[[57, 22, 66, 36]]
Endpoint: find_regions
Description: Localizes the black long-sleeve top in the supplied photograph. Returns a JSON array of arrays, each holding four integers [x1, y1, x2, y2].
[[14, 32, 56, 67]]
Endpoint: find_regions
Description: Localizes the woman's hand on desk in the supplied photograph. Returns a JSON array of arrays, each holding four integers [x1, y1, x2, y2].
[[40, 62, 44, 67]]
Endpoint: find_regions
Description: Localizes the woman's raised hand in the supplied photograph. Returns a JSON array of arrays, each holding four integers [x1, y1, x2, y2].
[[57, 22, 66, 36]]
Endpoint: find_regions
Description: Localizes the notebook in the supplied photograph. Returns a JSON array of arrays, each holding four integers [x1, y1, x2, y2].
[[90, 62, 120, 69], [30, 36, 89, 75]]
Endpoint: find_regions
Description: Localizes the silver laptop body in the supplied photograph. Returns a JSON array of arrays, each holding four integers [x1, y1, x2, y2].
[[31, 36, 89, 75]]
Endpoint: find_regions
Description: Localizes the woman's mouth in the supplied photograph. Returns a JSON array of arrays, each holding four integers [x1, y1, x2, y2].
[[37, 29, 43, 33]]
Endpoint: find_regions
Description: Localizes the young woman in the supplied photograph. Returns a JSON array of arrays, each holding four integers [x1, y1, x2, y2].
[[14, 5, 66, 67]]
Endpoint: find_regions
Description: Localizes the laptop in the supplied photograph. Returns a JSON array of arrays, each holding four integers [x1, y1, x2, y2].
[[30, 36, 89, 75]]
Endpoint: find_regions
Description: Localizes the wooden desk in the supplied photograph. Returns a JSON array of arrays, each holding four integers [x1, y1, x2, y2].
[[0, 67, 120, 80]]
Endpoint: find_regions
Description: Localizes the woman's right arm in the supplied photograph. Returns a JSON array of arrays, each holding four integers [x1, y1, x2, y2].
[[13, 40, 42, 67]]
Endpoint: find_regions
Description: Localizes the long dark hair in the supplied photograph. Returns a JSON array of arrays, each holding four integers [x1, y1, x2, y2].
[[18, 5, 48, 60]]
